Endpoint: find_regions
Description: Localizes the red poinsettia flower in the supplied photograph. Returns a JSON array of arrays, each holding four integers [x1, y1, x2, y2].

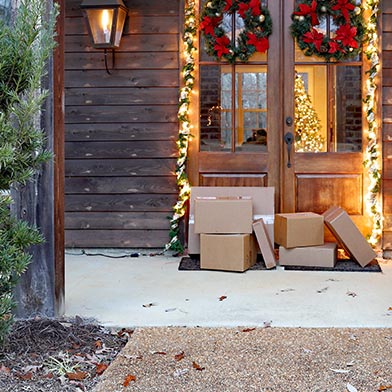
[[200, 16, 221, 36], [214, 35, 231, 57], [294, 0, 319, 26], [238, 2, 250, 18], [332, 0, 355, 23], [224, 0, 233, 12], [249, 0, 261, 16], [336, 24, 358, 48], [328, 39, 341, 53], [302, 28, 324, 51], [247, 33, 269, 52]]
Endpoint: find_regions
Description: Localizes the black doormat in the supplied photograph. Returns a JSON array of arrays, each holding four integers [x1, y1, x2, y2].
[[178, 256, 382, 272]]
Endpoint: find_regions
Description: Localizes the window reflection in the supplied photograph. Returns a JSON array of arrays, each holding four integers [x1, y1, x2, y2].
[[295, 65, 362, 152], [200, 66, 268, 152]]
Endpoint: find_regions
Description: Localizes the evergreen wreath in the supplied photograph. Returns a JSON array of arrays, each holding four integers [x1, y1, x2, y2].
[[200, 0, 272, 63], [290, 0, 366, 62]]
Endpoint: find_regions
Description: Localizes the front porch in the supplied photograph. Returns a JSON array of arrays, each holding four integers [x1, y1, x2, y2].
[[65, 251, 392, 328]]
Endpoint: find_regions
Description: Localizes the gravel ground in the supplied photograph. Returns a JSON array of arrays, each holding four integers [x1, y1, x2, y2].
[[93, 327, 392, 392]]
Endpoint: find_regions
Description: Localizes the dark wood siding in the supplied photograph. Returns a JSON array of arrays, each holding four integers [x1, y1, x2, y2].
[[383, 3, 392, 250], [64, 0, 180, 247]]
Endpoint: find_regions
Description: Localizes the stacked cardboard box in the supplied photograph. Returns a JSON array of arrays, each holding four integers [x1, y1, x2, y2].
[[274, 212, 337, 268], [195, 197, 256, 272]]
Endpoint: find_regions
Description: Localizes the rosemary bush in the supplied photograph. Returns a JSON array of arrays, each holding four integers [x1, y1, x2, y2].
[[0, 0, 58, 344]]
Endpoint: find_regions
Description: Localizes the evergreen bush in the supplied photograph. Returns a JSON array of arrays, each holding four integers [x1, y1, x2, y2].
[[0, 0, 58, 344]]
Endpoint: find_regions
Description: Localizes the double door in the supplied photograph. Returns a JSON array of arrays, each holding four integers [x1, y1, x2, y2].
[[190, 0, 371, 234]]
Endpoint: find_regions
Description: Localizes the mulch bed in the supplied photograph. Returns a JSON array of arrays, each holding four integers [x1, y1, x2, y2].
[[0, 317, 131, 392]]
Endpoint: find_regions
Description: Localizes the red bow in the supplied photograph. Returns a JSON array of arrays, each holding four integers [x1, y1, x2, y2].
[[200, 16, 221, 36], [303, 28, 324, 51], [336, 24, 358, 48], [247, 33, 269, 53], [294, 0, 319, 26], [332, 0, 355, 23], [214, 36, 231, 57]]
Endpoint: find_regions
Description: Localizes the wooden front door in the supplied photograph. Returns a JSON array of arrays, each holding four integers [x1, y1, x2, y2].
[[192, 0, 371, 235]]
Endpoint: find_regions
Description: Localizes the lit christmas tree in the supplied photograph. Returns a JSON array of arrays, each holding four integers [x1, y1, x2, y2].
[[294, 73, 325, 152]]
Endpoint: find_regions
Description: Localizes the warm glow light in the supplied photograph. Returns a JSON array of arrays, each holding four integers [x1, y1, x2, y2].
[[363, 0, 382, 249], [101, 10, 110, 42], [165, 0, 196, 252]]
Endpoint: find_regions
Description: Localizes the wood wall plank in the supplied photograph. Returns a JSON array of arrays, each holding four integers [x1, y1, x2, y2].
[[65, 176, 177, 194], [65, 194, 177, 212], [65, 230, 170, 247], [65, 123, 178, 141], [65, 158, 176, 177], [65, 212, 171, 229], [65, 141, 177, 159]]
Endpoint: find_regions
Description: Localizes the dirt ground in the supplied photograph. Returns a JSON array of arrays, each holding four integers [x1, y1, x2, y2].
[[0, 317, 130, 392]]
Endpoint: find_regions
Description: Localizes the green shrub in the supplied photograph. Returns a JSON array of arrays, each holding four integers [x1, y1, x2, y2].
[[0, 0, 58, 345]]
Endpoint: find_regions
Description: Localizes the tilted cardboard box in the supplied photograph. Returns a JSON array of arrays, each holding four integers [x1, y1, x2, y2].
[[274, 212, 324, 248], [279, 243, 337, 268], [252, 218, 276, 269], [323, 206, 376, 267], [200, 233, 257, 272]]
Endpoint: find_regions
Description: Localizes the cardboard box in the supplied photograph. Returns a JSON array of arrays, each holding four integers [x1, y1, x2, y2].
[[252, 218, 276, 269], [274, 212, 324, 248], [323, 206, 376, 267], [188, 187, 274, 255], [194, 197, 253, 234], [200, 233, 257, 272], [279, 243, 337, 268]]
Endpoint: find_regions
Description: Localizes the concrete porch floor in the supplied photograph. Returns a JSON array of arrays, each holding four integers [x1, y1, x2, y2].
[[65, 251, 392, 328]]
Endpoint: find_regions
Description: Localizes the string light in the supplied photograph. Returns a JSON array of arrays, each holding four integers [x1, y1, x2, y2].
[[363, 0, 382, 248], [165, 0, 196, 252]]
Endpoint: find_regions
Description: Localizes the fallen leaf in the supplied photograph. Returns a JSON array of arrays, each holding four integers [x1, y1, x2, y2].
[[123, 374, 136, 386], [66, 371, 88, 381], [143, 302, 157, 308], [173, 368, 189, 377], [242, 328, 256, 333], [152, 351, 167, 355], [317, 287, 329, 293], [378, 386, 392, 391], [95, 363, 108, 375], [95, 340, 102, 349], [174, 351, 185, 361], [347, 383, 358, 392], [346, 291, 357, 297], [219, 295, 227, 301], [16, 372, 32, 380], [330, 368, 350, 374], [388, 307, 392, 311], [165, 308, 177, 312], [280, 288, 295, 292], [192, 361, 205, 371], [0, 365, 10, 374], [43, 372, 54, 379]]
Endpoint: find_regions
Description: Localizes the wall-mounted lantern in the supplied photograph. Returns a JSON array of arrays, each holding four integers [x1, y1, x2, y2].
[[81, 0, 128, 73]]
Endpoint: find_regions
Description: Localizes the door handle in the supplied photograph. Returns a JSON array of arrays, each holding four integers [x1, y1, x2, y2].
[[284, 132, 294, 168]]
